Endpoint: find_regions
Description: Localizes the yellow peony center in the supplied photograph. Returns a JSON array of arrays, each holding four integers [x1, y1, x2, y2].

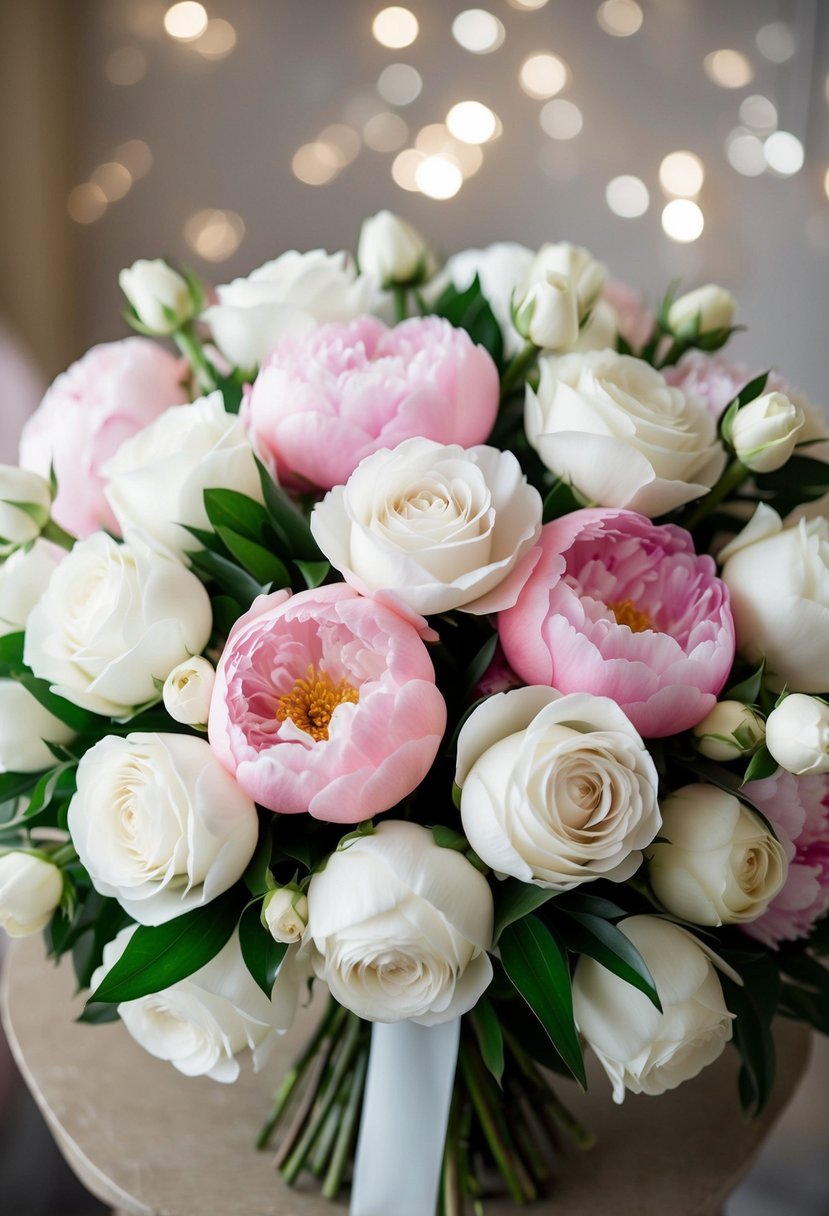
[[608, 598, 652, 633], [276, 665, 359, 741]]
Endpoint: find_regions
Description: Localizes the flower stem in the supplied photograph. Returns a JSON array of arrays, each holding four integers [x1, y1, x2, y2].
[[459, 1041, 534, 1204], [440, 1086, 463, 1216], [321, 1041, 369, 1200], [499, 341, 538, 404], [49, 843, 78, 867], [681, 457, 750, 531], [503, 1028, 595, 1150], [392, 286, 409, 324], [174, 324, 217, 394], [40, 519, 76, 550], [257, 996, 344, 1149]]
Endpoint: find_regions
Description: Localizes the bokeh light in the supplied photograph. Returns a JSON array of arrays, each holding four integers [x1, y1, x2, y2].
[[105, 47, 147, 86], [67, 183, 108, 224], [377, 63, 422, 105], [739, 95, 778, 134], [372, 7, 419, 49], [452, 10, 505, 54], [726, 129, 766, 176], [519, 53, 568, 99], [659, 150, 704, 197], [446, 101, 498, 144], [90, 162, 133, 202], [114, 139, 153, 179], [184, 209, 245, 260], [662, 199, 704, 242], [194, 19, 237, 60], [363, 112, 409, 152], [764, 131, 804, 176], [292, 142, 343, 185], [539, 99, 583, 140], [164, 2, 208, 41], [704, 49, 753, 88], [415, 155, 463, 199], [756, 22, 795, 63], [606, 175, 649, 218], [597, 1, 643, 38]]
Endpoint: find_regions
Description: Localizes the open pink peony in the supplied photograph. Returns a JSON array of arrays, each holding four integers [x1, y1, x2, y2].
[[498, 509, 735, 738], [208, 584, 446, 822], [243, 315, 499, 492]]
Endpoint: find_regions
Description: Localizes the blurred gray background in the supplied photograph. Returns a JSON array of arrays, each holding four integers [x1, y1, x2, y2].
[[0, 0, 828, 1212]]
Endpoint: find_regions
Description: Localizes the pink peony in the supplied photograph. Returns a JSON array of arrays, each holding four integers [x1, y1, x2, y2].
[[208, 584, 446, 822], [601, 280, 655, 351], [243, 315, 499, 491], [665, 351, 790, 421], [498, 509, 735, 738], [743, 771, 829, 947], [19, 338, 187, 537]]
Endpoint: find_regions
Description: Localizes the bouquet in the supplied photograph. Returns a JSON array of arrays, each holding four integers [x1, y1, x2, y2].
[[2, 211, 829, 1216]]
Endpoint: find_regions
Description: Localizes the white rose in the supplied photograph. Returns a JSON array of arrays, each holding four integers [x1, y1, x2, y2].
[[730, 392, 804, 473], [456, 687, 660, 889], [201, 249, 376, 371], [525, 350, 726, 517], [692, 700, 765, 762], [163, 656, 215, 728], [0, 465, 52, 555], [647, 784, 787, 925], [766, 694, 829, 774], [0, 538, 63, 636], [528, 242, 606, 321], [69, 732, 257, 924], [103, 392, 263, 559], [0, 681, 76, 773], [513, 273, 579, 350], [721, 506, 829, 692], [306, 821, 493, 1025], [572, 915, 734, 1102], [264, 887, 308, 944], [24, 530, 212, 717], [358, 211, 433, 287], [311, 438, 542, 616], [0, 851, 63, 936], [119, 258, 195, 334], [435, 242, 534, 357], [92, 927, 296, 1082], [668, 284, 736, 336]]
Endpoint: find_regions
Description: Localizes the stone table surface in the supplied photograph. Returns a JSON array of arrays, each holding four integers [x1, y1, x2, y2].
[[1, 938, 812, 1216]]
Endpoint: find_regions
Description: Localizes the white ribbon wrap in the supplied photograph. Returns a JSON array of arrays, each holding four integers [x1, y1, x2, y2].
[[350, 1017, 461, 1216]]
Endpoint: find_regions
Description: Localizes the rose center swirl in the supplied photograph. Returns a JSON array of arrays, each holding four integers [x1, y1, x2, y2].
[[276, 664, 359, 741], [607, 597, 653, 633]]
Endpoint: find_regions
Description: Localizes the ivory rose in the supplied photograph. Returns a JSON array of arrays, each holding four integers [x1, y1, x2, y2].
[[103, 391, 263, 560], [730, 392, 804, 473], [208, 585, 446, 822], [306, 821, 493, 1025], [573, 916, 734, 1103], [358, 211, 434, 287], [68, 732, 258, 924], [0, 466, 52, 555], [202, 249, 376, 371], [163, 656, 216, 728], [119, 258, 196, 334], [0, 852, 63, 937], [525, 350, 726, 517], [19, 338, 187, 537], [310, 438, 542, 616], [244, 315, 500, 492], [498, 510, 735, 738], [647, 784, 787, 926], [24, 530, 212, 717], [766, 695, 829, 775], [456, 687, 660, 888]]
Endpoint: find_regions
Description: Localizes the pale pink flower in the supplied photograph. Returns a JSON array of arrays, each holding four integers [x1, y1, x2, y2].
[[498, 509, 735, 738], [601, 280, 655, 351], [19, 338, 187, 537], [743, 771, 829, 947], [208, 584, 446, 823], [665, 351, 790, 421], [243, 315, 499, 492]]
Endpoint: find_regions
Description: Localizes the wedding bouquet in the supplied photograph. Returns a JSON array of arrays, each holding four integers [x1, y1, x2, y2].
[[2, 211, 829, 1216]]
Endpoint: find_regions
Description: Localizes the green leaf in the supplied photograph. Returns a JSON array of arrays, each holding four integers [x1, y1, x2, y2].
[[469, 997, 505, 1084], [0, 769, 40, 804], [77, 1002, 121, 1025], [719, 397, 740, 448], [0, 630, 25, 675], [215, 526, 291, 586], [555, 910, 661, 1011], [554, 891, 629, 921], [726, 660, 766, 705], [736, 370, 771, 409], [431, 825, 468, 852], [212, 371, 245, 415], [89, 889, 242, 1003], [295, 559, 330, 589], [238, 901, 288, 998], [256, 459, 321, 561], [741, 745, 778, 785], [188, 547, 264, 606], [10, 669, 97, 733], [721, 955, 779, 1115], [243, 812, 275, 897], [430, 275, 504, 369], [542, 479, 582, 523], [498, 915, 586, 1086], [211, 593, 244, 637], [462, 632, 498, 697], [493, 878, 558, 943], [203, 488, 272, 543]]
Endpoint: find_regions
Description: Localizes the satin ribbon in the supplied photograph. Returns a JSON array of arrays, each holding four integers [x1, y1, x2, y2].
[[350, 1017, 461, 1216]]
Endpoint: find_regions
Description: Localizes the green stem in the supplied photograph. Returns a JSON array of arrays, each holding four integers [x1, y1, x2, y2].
[[40, 519, 76, 550], [499, 341, 539, 404], [459, 1042, 532, 1205], [321, 1041, 369, 1200], [310, 1092, 345, 1177], [50, 843, 78, 867], [392, 286, 409, 323], [174, 325, 217, 394], [681, 457, 750, 531], [257, 996, 344, 1149], [503, 1028, 595, 1150], [440, 1085, 463, 1216]]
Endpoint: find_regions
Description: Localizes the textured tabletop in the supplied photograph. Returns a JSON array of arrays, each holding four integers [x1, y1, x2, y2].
[[1, 938, 811, 1216]]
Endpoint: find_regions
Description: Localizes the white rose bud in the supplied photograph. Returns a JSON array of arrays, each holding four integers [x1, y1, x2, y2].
[[530, 242, 606, 320], [692, 700, 765, 762], [573, 916, 734, 1102], [0, 538, 63, 637], [766, 694, 829, 775], [668, 284, 736, 336], [263, 887, 308, 943], [358, 210, 433, 288], [0, 852, 63, 937], [0, 681, 77, 773], [0, 466, 52, 555], [647, 784, 787, 926], [119, 258, 196, 335], [513, 273, 579, 350], [730, 392, 805, 473], [163, 656, 216, 728]]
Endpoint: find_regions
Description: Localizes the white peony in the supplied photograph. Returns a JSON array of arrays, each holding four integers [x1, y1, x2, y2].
[[68, 732, 258, 924], [24, 530, 212, 717], [647, 784, 787, 926], [572, 915, 734, 1102], [306, 821, 493, 1025], [765, 694, 829, 775], [456, 687, 660, 889], [104, 392, 263, 560], [201, 249, 376, 371], [310, 438, 542, 616], [437, 242, 534, 357], [0, 852, 63, 937], [525, 350, 726, 517]]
